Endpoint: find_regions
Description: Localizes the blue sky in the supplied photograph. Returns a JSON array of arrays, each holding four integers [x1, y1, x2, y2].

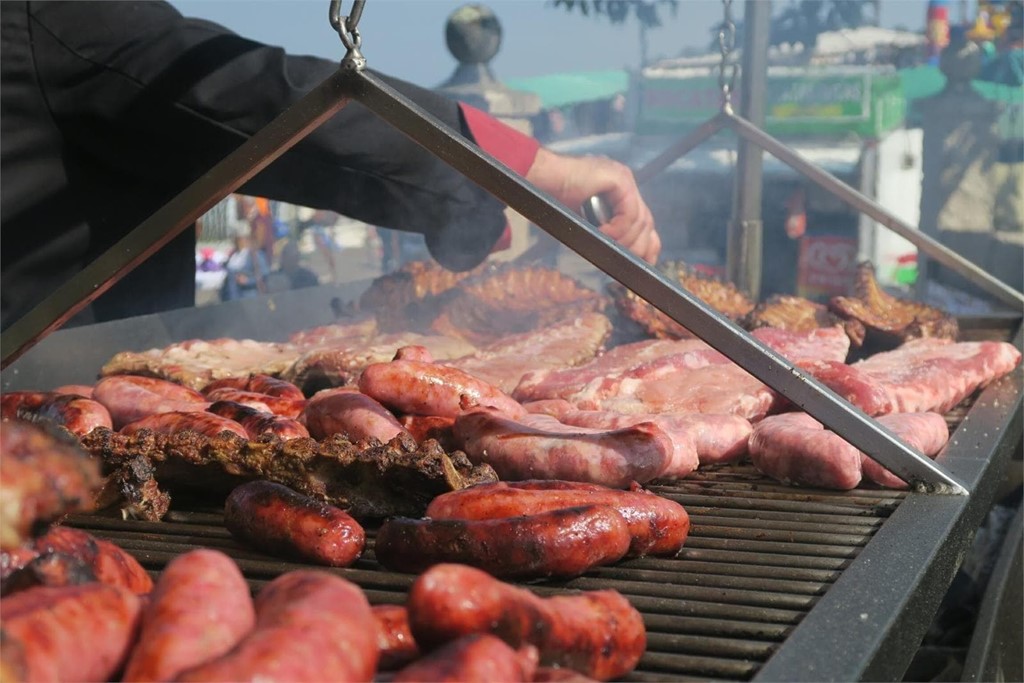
[[170, 1, 935, 88]]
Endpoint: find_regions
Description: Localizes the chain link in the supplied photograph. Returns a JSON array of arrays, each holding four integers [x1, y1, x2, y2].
[[329, 0, 365, 51], [716, 0, 739, 109]]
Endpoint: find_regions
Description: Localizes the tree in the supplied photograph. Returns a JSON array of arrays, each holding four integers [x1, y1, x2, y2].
[[548, 0, 680, 28]]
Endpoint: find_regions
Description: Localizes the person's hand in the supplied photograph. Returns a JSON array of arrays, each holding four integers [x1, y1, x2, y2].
[[525, 148, 660, 264]]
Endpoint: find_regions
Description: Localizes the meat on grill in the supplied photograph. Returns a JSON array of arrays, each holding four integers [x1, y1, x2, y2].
[[358, 260, 480, 333], [80, 428, 499, 520], [749, 411, 951, 490], [803, 337, 1022, 416], [751, 325, 852, 364], [207, 401, 309, 440], [742, 295, 866, 348], [453, 407, 672, 488], [607, 262, 754, 340], [427, 264, 608, 347], [302, 388, 408, 443], [829, 261, 958, 349], [121, 411, 249, 440], [0, 422, 103, 551], [446, 312, 612, 393], [92, 376, 209, 430], [1, 392, 112, 437], [392, 634, 538, 683]]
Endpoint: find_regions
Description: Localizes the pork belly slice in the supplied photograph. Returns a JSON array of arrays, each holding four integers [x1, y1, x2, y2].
[[751, 325, 851, 364], [446, 313, 611, 393], [750, 411, 951, 490], [452, 407, 672, 488], [524, 400, 750, 471], [804, 338, 1022, 416]]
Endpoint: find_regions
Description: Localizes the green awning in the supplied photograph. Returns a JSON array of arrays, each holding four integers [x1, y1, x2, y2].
[[505, 70, 629, 110], [900, 64, 1023, 104]]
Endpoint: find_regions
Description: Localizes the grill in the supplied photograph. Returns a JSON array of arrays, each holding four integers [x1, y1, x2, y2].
[[3, 288, 1021, 681], [66, 467, 907, 682]]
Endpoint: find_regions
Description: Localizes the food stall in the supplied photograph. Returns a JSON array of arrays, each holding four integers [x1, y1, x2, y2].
[[1, 1, 1022, 681]]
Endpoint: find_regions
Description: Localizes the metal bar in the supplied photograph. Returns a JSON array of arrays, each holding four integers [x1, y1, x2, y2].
[[723, 110, 1024, 310], [0, 68, 356, 369], [632, 113, 728, 185], [727, 0, 771, 298], [341, 67, 966, 494]]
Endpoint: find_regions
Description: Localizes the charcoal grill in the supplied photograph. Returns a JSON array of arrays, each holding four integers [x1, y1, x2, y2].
[[3, 291, 1020, 682]]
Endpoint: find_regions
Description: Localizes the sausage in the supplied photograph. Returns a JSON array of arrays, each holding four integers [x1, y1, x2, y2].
[[533, 667, 600, 682], [207, 401, 309, 440], [861, 412, 950, 489], [374, 505, 631, 579], [373, 604, 421, 671], [204, 387, 305, 419], [358, 360, 527, 419], [0, 583, 143, 682], [453, 407, 671, 489], [53, 384, 95, 398], [93, 376, 209, 429], [426, 480, 690, 557], [202, 375, 305, 401], [1, 552, 97, 596], [122, 549, 256, 682], [121, 411, 249, 439], [303, 388, 407, 442], [176, 570, 378, 682], [1, 547, 41, 583], [224, 481, 365, 567], [33, 526, 154, 595], [393, 345, 434, 363], [1, 391, 113, 436], [393, 633, 538, 683], [406, 564, 646, 681], [399, 414, 458, 450]]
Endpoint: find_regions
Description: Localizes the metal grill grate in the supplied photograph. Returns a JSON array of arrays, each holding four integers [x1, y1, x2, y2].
[[66, 465, 909, 682]]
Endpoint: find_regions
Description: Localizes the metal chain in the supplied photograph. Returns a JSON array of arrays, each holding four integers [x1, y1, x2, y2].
[[717, 0, 739, 110], [329, 0, 365, 51]]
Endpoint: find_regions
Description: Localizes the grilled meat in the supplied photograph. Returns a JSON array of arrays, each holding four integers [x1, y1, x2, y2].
[[608, 262, 755, 340], [0, 422, 103, 550], [742, 295, 866, 347], [428, 264, 608, 346], [359, 260, 480, 333], [829, 262, 958, 349], [80, 428, 499, 520]]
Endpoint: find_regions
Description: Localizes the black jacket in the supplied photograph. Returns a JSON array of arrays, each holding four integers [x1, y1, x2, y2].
[[0, 1, 505, 330]]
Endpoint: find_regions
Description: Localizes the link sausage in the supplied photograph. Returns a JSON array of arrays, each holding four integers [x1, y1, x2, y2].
[[204, 387, 305, 419], [426, 480, 690, 557], [303, 388, 407, 443], [33, 526, 154, 595], [176, 570, 378, 682], [207, 401, 309, 440], [374, 505, 631, 579], [121, 411, 248, 439], [0, 583, 142, 682], [122, 549, 256, 682], [224, 481, 365, 567], [358, 360, 527, 419], [93, 376, 208, 429], [202, 374, 305, 401], [1, 391, 113, 437], [406, 563, 646, 681], [373, 604, 421, 671], [393, 633, 538, 683]]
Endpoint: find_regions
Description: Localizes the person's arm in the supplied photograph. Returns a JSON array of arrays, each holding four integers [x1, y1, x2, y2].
[[28, 0, 506, 271], [460, 103, 660, 264]]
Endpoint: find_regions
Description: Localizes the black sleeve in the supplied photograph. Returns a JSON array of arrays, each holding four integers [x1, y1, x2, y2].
[[28, 0, 506, 270]]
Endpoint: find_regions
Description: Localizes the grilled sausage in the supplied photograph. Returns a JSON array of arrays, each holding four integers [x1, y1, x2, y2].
[[53, 384, 95, 398], [860, 412, 950, 489], [121, 411, 248, 439], [406, 564, 646, 681], [392, 345, 435, 363], [426, 480, 690, 557], [1, 391, 113, 436], [204, 387, 305, 419], [533, 667, 600, 682], [358, 360, 527, 419], [33, 526, 154, 595], [393, 633, 538, 683], [176, 570, 378, 682], [207, 400, 309, 440], [374, 505, 631, 579], [303, 388, 407, 442], [399, 414, 458, 450], [1, 552, 97, 596], [93, 376, 209, 429], [224, 481, 365, 567], [202, 374, 305, 401], [122, 549, 255, 682], [373, 604, 421, 671], [453, 407, 671, 488], [0, 583, 143, 682]]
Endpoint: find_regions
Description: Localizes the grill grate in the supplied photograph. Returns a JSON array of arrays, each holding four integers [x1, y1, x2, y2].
[[65, 464, 910, 682]]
